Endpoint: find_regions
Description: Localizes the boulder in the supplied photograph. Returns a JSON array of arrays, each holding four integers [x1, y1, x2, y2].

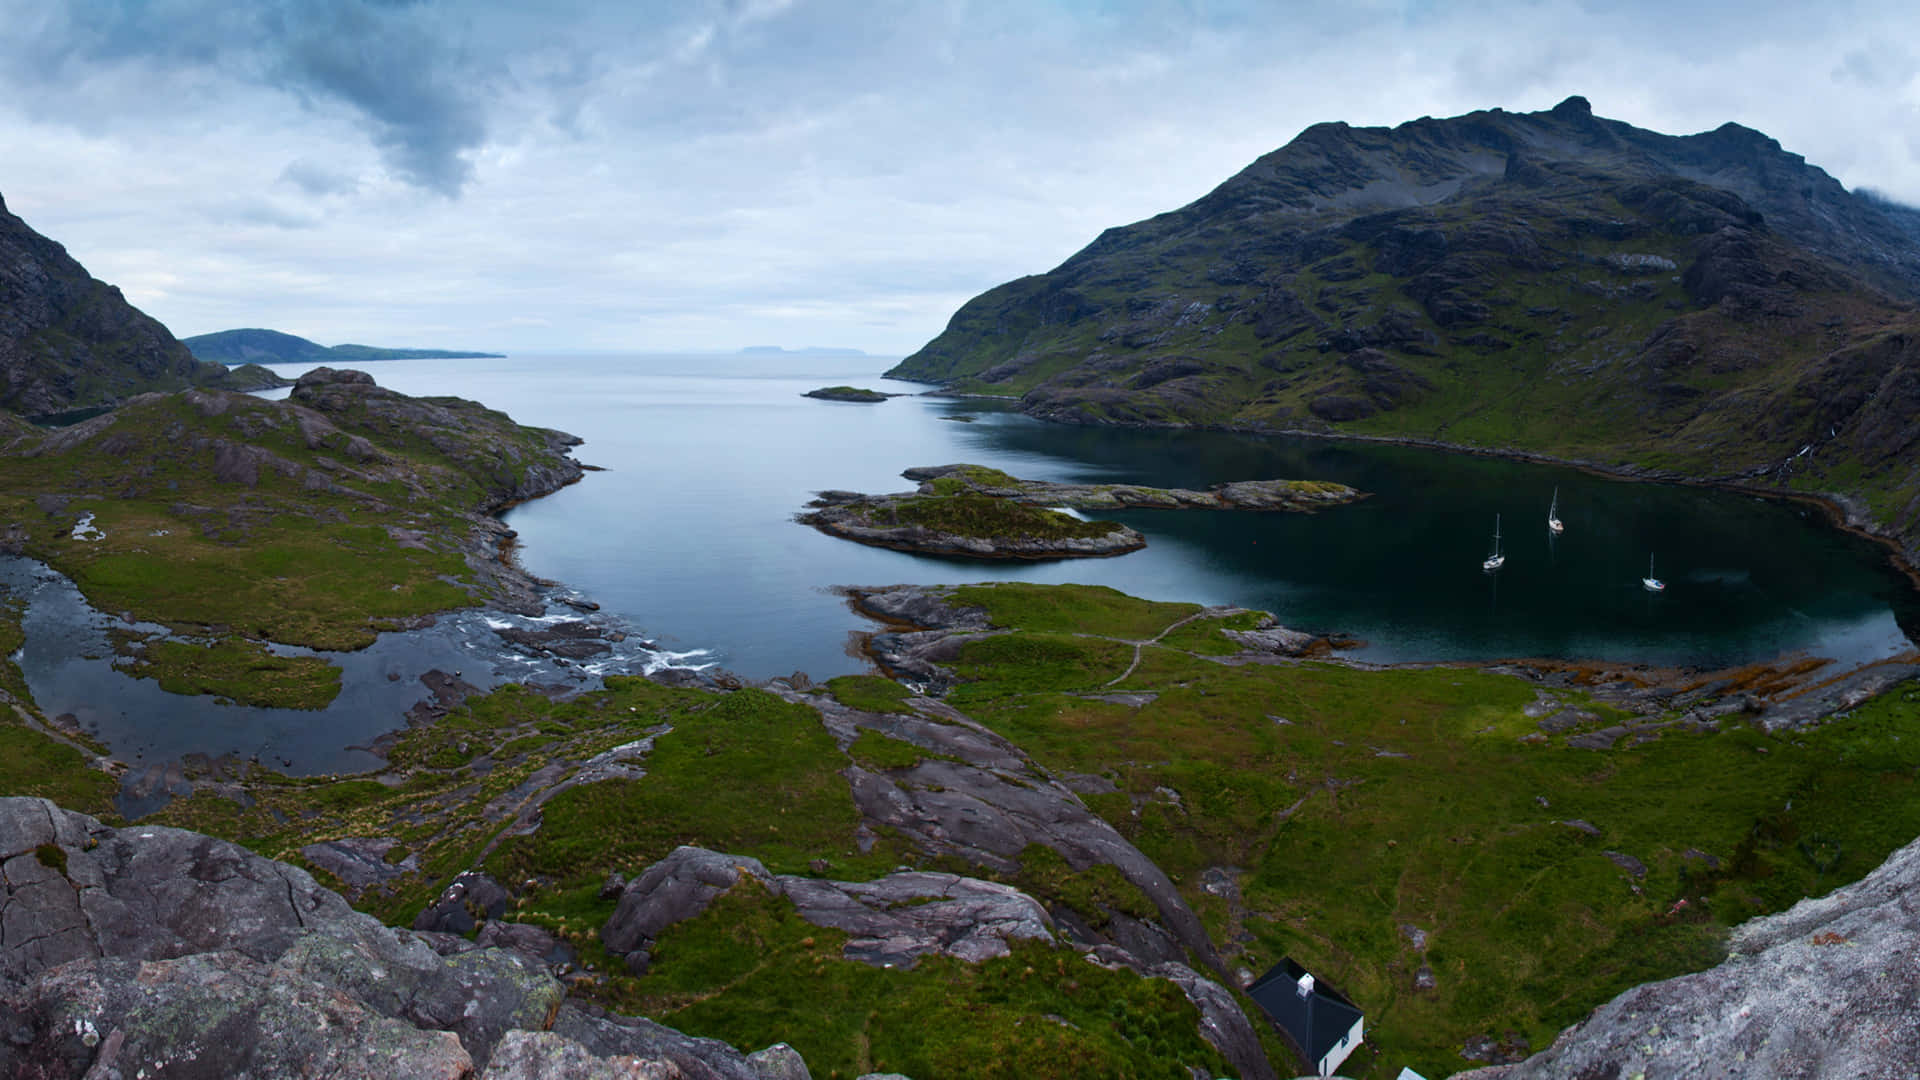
[[413, 870, 514, 934]]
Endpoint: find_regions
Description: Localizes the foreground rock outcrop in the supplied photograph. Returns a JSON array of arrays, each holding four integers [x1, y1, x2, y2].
[[1456, 829, 1920, 1080], [0, 798, 806, 1079]]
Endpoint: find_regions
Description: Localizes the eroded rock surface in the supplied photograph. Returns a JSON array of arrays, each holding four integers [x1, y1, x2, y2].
[[0, 798, 811, 1080], [602, 846, 1055, 970]]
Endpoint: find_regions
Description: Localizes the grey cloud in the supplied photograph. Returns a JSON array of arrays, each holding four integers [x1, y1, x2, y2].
[[210, 199, 321, 230], [3, 0, 494, 195], [279, 159, 361, 197], [1833, 44, 1918, 89], [264, 2, 490, 195]]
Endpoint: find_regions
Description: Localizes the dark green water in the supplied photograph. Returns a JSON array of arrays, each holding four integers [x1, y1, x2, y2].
[[255, 353, 1918, 680]]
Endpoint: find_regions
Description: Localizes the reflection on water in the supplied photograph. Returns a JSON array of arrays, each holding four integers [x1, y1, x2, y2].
[[0, 556, 689, 789], [50, 349, 1901, 750], [307, 352, 1910, 680]]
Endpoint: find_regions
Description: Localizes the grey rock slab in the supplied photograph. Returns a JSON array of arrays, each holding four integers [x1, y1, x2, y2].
[[476, 919, 580, 972], [1566, 725, 1627, 750], [602, 847, 772, 955], [6, 951, 475, 1079], [0, 798, 568, 1072], [1225, 626, 1316, 656], [484, 1030, 679, 1079], [0, 799, 383, 983], [842, 755, 1222, 976], [604, 848, 1052, 971], [413, 870, 514, 934], [745, 1043, 813, 1080], [299, 836, 419, 888], [1603, 851, 1648, 878], [275, 931, 563, 1071], [552, 1004, 786, 1080]]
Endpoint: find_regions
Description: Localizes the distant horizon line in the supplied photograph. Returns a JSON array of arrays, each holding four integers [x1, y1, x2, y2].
[[237, 347, 913, 360]]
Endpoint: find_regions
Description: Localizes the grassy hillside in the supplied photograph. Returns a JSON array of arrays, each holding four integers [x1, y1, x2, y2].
[[0, 369, 580, 715]]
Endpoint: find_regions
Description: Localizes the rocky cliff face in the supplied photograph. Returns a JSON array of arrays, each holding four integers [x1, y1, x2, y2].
[[0, 192, 235, 419], [889, 97, 1920, 556]]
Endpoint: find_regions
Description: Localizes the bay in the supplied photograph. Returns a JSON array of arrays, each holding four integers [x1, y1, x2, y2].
[[257, 352, 1918, 680]]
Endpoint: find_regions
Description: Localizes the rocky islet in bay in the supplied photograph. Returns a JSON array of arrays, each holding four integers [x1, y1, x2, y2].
[[797, 462, 1363, 560]]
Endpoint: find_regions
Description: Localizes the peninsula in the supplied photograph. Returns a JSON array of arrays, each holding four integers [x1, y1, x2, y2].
[[184, 327, 506, 365], [797, 463, 1361, 558]]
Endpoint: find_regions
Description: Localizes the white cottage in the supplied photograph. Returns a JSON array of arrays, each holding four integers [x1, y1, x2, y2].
[[1246, 958, 1364, 1077]]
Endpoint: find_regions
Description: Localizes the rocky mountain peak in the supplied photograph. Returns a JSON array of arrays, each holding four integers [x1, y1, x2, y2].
[[0, 189, 237, 419], [1550, 93, 1592, 118]]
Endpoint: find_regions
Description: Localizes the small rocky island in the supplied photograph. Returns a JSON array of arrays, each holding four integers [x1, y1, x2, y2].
[[798, 463, 1363, 559], [802, 385, 897, 402]]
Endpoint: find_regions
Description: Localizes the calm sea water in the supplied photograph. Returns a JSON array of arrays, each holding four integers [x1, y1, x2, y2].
[[255, 352, 1917, 681]]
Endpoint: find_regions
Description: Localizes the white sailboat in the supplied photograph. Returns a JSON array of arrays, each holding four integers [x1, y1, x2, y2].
[[1547, 487, 1564, 535], [1482, 514, 1505, 572], [1642, 553, 1665, 592]]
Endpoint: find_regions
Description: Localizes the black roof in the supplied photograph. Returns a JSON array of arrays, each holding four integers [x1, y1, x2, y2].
[[1247, 958, 1363, 1064]]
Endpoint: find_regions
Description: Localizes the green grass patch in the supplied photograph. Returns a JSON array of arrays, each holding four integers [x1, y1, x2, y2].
[[120, 636, 343, 709], [885, 493, 1119, 541], [847, 729, 933, 770], [1155, 610, 1268, 656], [0, 721, 119, 817], [1010, 844, 1158, 929], [950, 583, 1202, 640], [487, 685, 904, 888], [825, 674, 917, 715], [948, 633, 1136, 703]]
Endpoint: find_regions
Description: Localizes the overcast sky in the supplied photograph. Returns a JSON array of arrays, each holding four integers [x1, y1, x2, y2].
[[4, 0, 1919, 355]]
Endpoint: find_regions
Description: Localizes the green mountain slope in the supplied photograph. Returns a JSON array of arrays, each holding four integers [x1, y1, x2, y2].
[[0, 192, 244, 418], [184, 327, 505, 364], [889, 97, 1920, 556]]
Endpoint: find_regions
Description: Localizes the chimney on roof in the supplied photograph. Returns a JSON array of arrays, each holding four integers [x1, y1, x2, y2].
[[1297, 973, 1315, 997]]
